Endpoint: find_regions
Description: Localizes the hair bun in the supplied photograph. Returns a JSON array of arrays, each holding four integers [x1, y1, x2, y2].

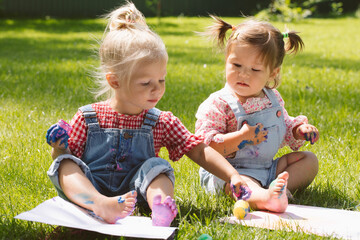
[[108, 2, 147, 31]]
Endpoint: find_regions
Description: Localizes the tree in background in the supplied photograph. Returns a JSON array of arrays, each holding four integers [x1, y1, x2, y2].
[[256, 0, 344, 22], [146, 0, 161, 23]]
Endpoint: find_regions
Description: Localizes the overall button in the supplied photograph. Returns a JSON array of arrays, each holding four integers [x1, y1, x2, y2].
[[124, 132, 133, 139], [276, 110, 282, 117]]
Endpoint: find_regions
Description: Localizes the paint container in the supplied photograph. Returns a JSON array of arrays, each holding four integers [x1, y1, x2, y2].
[[233, 200, 250, 220]]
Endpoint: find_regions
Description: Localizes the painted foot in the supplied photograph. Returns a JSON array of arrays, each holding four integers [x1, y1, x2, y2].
[[93, 190, 137, 224], [265, 171, 289, 212], [152, 195, 178, 227]]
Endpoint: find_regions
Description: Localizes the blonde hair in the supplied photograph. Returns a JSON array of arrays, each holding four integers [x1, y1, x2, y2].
[[94, 1, 168, 99], [205, 15, 304, 88]]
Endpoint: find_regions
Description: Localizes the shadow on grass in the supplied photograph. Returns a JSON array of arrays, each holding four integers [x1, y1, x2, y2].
[[291, 185, 357, 209], [294, 52, 360, 71], [0, 19, 104, 33], [0, 37, 95, 62]]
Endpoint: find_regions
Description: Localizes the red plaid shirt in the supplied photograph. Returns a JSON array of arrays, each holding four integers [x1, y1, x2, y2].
[[68, 100, 203, 161]]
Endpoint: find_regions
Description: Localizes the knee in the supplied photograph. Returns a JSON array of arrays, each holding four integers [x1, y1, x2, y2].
[[144, 157, 171, 168], [303, 151, 319, 175]]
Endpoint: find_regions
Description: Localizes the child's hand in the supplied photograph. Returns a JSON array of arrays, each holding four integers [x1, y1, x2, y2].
[[46, 119, 72, 150], [238, 123, 268, 149], [295, 124, 319, 145], [230, 174, 252, 200]]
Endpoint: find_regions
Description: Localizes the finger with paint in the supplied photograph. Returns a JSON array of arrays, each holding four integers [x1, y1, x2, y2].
[[298, 125, 319, 145]]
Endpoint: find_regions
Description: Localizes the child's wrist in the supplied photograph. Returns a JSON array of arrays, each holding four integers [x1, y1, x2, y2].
[[293, 124, 304, 139]]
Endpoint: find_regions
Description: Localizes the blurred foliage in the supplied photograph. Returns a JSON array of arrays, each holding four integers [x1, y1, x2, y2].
[[256, 0, 346, 22]]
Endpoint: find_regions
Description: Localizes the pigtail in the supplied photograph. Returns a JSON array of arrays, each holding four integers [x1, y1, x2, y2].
[[105, 1, 148, 32], [283, 31, 304, 54], [203, 15, 233, 48]]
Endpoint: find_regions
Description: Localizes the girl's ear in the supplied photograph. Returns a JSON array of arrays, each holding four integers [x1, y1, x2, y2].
[[269, 67, 280, 80], [106, 73, 120, 89]]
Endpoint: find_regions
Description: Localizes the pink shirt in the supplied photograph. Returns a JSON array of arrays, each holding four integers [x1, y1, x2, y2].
[[195, 88, 307, 151], [69, 100, 203, 161]]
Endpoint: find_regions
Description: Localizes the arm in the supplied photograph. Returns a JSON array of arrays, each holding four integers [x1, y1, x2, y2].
[[209, 123, 268, 156], [195, 94, 267, 157], [185, 143, 246, 187]]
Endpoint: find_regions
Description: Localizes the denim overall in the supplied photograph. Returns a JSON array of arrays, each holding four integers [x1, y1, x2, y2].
[[48, 105, 175, 204], [200, 87, 286, 191]]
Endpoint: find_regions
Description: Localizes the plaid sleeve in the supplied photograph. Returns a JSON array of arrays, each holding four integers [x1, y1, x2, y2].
[[195, 94, 236, 145], [68, 110, 87, 158], [160, 112, 203, 161]]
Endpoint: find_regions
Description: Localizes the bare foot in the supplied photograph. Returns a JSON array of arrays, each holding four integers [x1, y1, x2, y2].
[[264, 171, 289, 212], [152, 195, 178, 227], [93, 190, 137, 224]]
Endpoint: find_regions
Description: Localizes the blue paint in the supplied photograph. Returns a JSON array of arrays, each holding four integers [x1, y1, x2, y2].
[[304, 132, 316, 145], [74, 193, 95, 205], [278, 184, 286, 199], [254, 125, 260, 135], [46, 120, 71, 148], [238, 140, 253, 150], [118, 196, 125, 203]]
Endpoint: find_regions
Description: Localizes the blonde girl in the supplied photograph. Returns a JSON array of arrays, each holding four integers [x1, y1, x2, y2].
[[46, 3, 247, 226], [195, 16, 319, 212]]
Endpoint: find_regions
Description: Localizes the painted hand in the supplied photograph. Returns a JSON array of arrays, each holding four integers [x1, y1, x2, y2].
[[238, 123, 268, 150], [46, 119, 72, 149], [231, 184, 252, 201], [296, 124, 319, 145]]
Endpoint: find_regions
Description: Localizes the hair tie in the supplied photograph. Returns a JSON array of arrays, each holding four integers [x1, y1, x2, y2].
[[282, 32, 289, 39], [232, 25, 236, 31], [126, 10, 136, 23]]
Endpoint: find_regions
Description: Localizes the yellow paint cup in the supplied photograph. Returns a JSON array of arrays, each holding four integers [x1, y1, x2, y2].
[[233, 200, 250, 220]]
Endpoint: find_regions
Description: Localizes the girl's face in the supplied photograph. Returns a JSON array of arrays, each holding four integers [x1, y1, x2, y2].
[[112, 59, 167, 115], [225, 43, 279, 103]]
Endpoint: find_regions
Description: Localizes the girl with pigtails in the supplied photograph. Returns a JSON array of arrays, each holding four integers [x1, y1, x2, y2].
[[195, 16, 319, 212], [45, 2, 248, 227]]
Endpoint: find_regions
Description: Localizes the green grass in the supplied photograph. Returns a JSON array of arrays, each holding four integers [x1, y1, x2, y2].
[[1, 16, 359, 239]]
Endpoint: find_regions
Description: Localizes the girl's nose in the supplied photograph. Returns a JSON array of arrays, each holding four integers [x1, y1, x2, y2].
[[238, 68, 250, 78], [151, 82, 161, 92]]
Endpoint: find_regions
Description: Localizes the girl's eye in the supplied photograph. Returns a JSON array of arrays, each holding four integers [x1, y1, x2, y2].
[[141, 82, 150, 86], [159, 79, 165, 83], [252, 68, 261, 72], [234, 63, 241, 67]]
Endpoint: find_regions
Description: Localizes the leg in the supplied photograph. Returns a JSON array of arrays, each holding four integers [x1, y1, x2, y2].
[[146, 173, 174, 207], [59, 159, 137, 224], [225, 172, 289, 213], [276, 151, 318, 193], [146, 173, 177, 226]]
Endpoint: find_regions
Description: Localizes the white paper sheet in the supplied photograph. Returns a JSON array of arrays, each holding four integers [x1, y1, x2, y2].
[[222, 204, 360, 239], [15, 197, 176, 239]]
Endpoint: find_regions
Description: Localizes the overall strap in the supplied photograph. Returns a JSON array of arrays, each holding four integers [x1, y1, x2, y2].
[[218, 86, 246, 120], [142, 108, 161, 130], [263, 88, 280, 107], [79, 104, 100, 131]]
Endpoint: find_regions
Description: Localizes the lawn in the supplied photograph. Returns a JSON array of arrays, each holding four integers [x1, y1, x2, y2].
[[0, 16, 359, 239]]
